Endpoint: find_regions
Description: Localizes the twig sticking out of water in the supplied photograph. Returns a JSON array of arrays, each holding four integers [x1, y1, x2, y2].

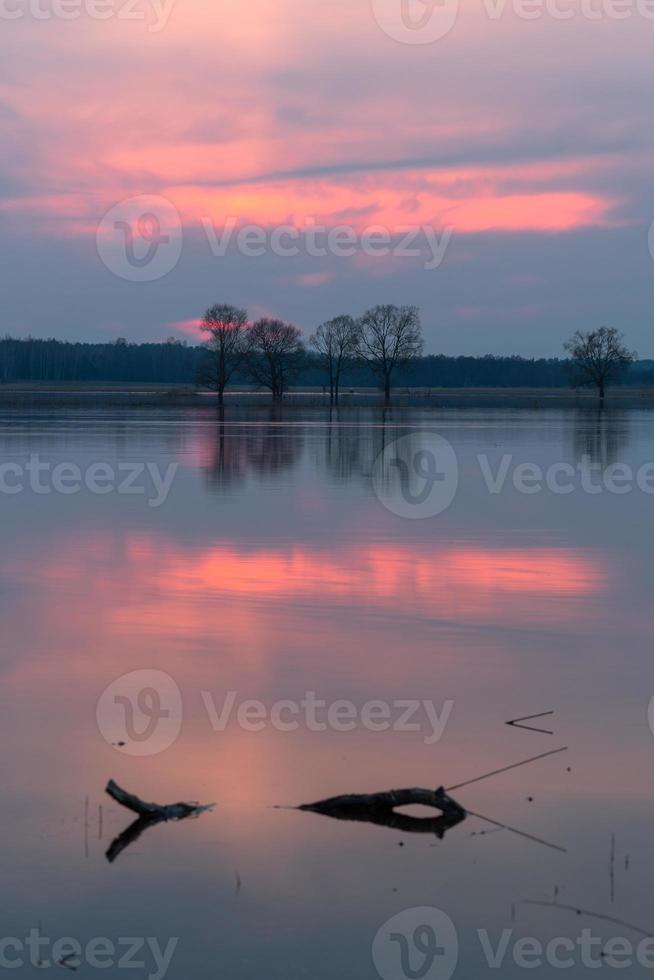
[[521, 900, 652, 940], [610, 833, 616, 903], [58, 953, 79, 971], [506, 711, 554, 735], [446, 747, 568, 792]]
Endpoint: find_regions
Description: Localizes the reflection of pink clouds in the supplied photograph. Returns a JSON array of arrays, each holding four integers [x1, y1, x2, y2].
[[5, 534, 608, 688], [19, 533, 607, 638], [149, 541, 605, 609], [2, 526, 637, 851]]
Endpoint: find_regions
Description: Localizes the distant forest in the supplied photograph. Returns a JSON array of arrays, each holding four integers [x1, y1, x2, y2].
[[1, 336, 653, 388]]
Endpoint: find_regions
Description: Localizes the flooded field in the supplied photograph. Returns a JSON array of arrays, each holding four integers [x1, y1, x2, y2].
[[1, 404, 653, 979]]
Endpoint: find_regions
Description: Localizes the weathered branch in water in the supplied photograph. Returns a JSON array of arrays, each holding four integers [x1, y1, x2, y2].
[[105, 814, 162, 864], [104, 780, 213, 863], [105, 780, 207, 820], [299, 786, 466, 838]]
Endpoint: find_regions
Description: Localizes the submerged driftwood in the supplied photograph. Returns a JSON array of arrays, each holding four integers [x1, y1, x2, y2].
[[299, 786, 466, 838], [104, 780, 213, 863]]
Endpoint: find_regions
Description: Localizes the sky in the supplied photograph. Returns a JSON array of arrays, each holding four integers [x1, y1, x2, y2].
[[1, 0, 653, 355]]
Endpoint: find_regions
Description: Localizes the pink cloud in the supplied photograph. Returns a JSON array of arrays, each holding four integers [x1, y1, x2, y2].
[[167, 318, 204, 341], [296, 272, 335, 287]]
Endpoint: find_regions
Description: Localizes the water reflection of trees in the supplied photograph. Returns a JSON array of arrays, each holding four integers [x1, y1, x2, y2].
[[203, 406, 409, 492], [318, 409, 368, 481], [570, 409, 631, 469], [313, 407, 404, 485], [203, 406, 304, 490], [203, 411, 248, 490], [246, 405, 303, 476], [204, 406, 637, 491]]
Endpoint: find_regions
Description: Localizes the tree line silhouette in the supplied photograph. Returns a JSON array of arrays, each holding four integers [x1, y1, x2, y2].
[[198, 303, 423, 404], [0, 316, 648, 398]]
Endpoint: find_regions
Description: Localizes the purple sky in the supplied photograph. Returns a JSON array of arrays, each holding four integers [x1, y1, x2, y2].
[[1, 0, 653, 355]]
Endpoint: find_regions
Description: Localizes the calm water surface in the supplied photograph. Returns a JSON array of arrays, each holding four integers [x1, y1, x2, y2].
[[1, 405, 653, 978]]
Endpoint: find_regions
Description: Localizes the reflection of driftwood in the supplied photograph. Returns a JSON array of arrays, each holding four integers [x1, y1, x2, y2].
[[105, 780, 213, 863], [299, 786, 466, 838], [522, 900, 652, 940]]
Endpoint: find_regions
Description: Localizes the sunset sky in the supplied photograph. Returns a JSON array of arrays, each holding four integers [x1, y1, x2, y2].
[[2, 0, 653, 354]]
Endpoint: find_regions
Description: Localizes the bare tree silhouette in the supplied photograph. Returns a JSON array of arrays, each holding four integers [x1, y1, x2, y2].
[[355, 305, 424, 405], [564, 327, 635, 403], [310, 315, 358, 405], [198, 304, 249, 406], [245, 319, 305, 400]]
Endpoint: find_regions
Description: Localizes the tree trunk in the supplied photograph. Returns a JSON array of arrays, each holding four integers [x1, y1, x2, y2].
[[599, 380, 605, 402], [384, 379, 391, 405]]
